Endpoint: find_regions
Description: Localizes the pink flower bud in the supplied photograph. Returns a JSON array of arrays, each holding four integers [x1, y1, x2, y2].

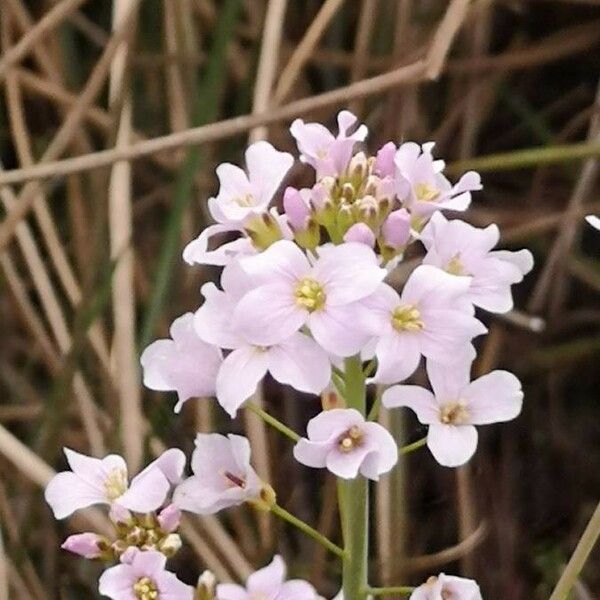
[[381, 209, 411, 249], [374, 142, 397, 178], [62, 533, 106, 559], [343, 223, 375, 248], [283, 187, 310, 231], [157, 503, 181, 533], [109, 504, 133, 527]]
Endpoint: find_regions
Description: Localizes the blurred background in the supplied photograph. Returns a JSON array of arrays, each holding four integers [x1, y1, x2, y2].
[[0, 0, 599, 598]]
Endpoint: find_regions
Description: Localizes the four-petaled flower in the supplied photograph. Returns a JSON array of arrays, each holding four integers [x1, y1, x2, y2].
[[233, 240, 386, 357], [173, 434, 265, 515], [99, 549, 193, 600], [45, 448, 185, 519], [293, 408, 398, 480], [216, 555, 320, 600], [383, 358, 523, 467]]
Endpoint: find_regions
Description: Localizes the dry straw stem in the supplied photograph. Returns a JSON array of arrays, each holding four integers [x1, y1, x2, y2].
[[273, 0, 345, 104], [0, 0, 89, 81], [0, 525, 7, 600], [249, 0, 288, 141], [108, 0, 144, 472], [0, 0, 142, 253], [0, 21, 111, 372]]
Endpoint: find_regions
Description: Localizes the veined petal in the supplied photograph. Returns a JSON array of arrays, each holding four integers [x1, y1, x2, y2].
[[215, 584, 249, 600], [371, 333, 421, 385], [216, 346, 269, 417], [245, 141, 294, 205], [247, 555, 286, 595], [118, 467, 170, 513], [45, 472, 108, 519], [240, 239, 309, 285], [426, 358, 471, 402], [183, 223, 245, 266]]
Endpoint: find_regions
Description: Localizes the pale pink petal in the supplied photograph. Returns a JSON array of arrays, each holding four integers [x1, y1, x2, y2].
[[156, 572, 194, 599], [312, 243, 385, 305], [62, 533, 104, 559], [375, 142, 397, 178], [343, 223, 375, 248], [183, 223, 246, 266], [308, 304, 372, 357], [65, 449, 127, 489], [463, 371, 523, 425], [326, 445, 371, 479], [452, 171, 482, 195], [215, 584, 249, 600], [194, 284, 243, 349], [490, 249, 534, 276], [216, 346, 269, 417], [426, 358, 471, 401], [293, 439, 331, 468], [427, 424, 478, 467], [157, 504, 181, 533], [233, 283, 306, 346], [372, 333, 421, 385], [306, 408, 363, 441], [382, 385, 438, 424], [98, 564, 137, 599], [137, 448, 186, 485], [139, 340, 174, 391], [440, 574, 483, 600], [280, 580, 320, 599], [246, 141, 294, 205], [240, 239, 309, 285], [247, 555, 286, 595], [586, 215, 600, 230], [43, 472, 104, 519], [359, 422, 398, 479], [267, 333, 331, 395], [118, 467, 170, 513], [402, 265, 471, 307]]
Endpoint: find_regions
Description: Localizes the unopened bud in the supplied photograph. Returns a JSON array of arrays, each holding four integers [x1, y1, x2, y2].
[[196, 571, 217, 600], [244, 212, 284, 250], [374, 142, 397, 178], [341, 183, 355, 203], [381, 209, 410, 250], [337, 204, 355, 232], [294, 217, 321, 250], [157, 504, 181, 533], [158, 533, 182, 557], [125, 526, 147, 546], [343, 223, 375, 248], [349, 151, 368, 179], [62, 533, 110, 560], [321, 389, 345, 410], [109, 504, 134, 530], [357, 195, 379, 227], [283, 187, 311, 231]]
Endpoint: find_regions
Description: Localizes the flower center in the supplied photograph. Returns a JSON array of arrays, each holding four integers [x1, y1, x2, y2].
[[415, 182, 440, 202], [294, 278, 326, 312], [445, 253, 466, 276], [391, 305, 424, 332], [338, 425, 364, 452], [233, 193, 256, 207], [439, 400, 470, 425], [222, 471, 246, 489], [104, 468, 128, 501], [133, 576, 158, 600]]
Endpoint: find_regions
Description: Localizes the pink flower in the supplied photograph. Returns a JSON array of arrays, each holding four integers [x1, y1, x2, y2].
[[62, 532, 107, 559], [380, 209, 411, 251], [194, 263, 331, 417], [173, 434, 264, 515], [208, 141, 293, 224], [374, 142, 397, 178], [99, 549, 193, 600], [363, 266, 487, 385], [233, 240, 386, 357], [421, 213, 534, 313], [290, 110, 367, 178], [283, 186, 312, 231], [383, 358, 523, 467], [216, 555, 319, 600], [141, 313, 222, 413], [45, 448, 185, 519], [394, 142, 481, 220], [409, 573, 482, 600], [293, 409, 398, 480]]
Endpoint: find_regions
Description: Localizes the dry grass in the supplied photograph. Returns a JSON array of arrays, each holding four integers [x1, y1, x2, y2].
[[0, 1, 599, 598]]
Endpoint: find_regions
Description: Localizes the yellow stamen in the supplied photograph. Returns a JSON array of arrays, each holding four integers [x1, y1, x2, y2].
[[439, 400, 470, 425], [294, 278, 326, 312], [391, 305, 424, 332], [104, 468, 128, 501], [133, 576, 158, 600], [338, 425, 364, 452], [446, 253, 466, 276], [415, 182, 440, 202]]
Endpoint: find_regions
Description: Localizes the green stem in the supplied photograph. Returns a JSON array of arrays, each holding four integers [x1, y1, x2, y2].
[[270, 503, 344, 558], [245, 401, 301, 443], [445, 141, 600, 175], [364, 586, 415, 596], [399, 436, 427, 455], [340, 356, 369, 600], [548, 500, 600, 600]]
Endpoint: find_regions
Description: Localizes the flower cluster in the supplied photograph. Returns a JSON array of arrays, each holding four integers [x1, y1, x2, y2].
[[46, 110, 533, 599]]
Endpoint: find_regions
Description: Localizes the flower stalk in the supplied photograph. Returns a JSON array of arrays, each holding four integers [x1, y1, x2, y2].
[[340, 356, 369, 600]]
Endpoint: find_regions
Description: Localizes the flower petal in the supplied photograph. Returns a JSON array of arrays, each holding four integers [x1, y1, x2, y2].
[[45, 472, 107, 519], [463, 370, 523, 425], [427, 423, 478, 467], [240, 239, 309, 285], [371, 333, 421, 385], [247, 555, 286, 595], [267, 333, 331, 395], [382, 385, 438, 424], [98, 564, 137, 599], [215, 584, 249, 600], [216, 346, 269, 417], [245, 141, 294, 206], [118, 467, 170, 513]]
